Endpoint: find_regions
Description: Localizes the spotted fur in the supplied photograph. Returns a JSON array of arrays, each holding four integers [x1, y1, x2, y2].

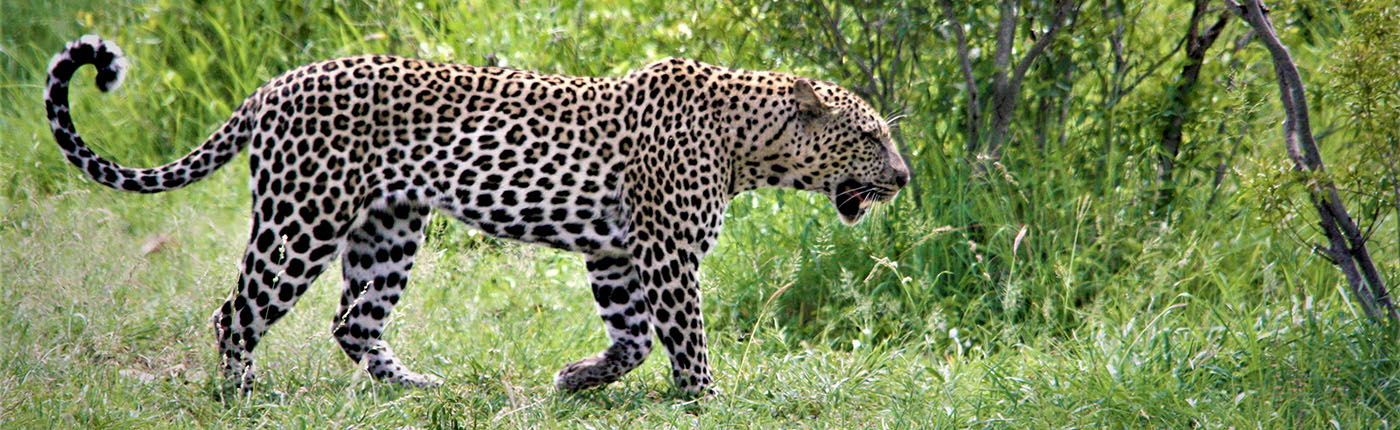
[[44, 35, 910, 395]]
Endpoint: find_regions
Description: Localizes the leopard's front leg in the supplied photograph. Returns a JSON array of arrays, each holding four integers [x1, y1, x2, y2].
[[639, 248, 713, 395]]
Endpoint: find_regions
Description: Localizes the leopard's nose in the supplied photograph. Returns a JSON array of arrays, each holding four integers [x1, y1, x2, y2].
[[886, 147, 911, 189]]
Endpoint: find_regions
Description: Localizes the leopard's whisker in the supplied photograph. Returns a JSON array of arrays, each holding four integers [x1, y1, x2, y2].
[[836, 184, 878, 207]]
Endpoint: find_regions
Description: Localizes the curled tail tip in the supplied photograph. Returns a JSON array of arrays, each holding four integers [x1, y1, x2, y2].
[[48, 34, 129, 92]]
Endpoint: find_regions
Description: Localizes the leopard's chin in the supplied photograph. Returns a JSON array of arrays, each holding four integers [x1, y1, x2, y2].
[[831, 178, 880, 225], [838, 210, 866, 225]]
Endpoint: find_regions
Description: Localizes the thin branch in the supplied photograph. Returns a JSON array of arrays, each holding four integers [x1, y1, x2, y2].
[[1009, 0, 1076, 90], [1205, 30, 1254, 215], [813, 1, 877, 98], [1123, 30, 1189, 96], [941, 0, 982, 153]]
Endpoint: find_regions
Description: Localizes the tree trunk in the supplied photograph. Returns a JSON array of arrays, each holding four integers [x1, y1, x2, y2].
[[952, 0, 1078, 163], [1155, 0, 1229, 212], [1226, 0, 1399, 323]]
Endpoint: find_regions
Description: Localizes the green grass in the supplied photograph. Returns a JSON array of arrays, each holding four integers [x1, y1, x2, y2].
[[2, 0, 1398, 428]]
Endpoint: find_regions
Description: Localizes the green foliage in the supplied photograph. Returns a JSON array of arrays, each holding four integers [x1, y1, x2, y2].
[[1, 0, 1398, 427], [1327, 0, 1400, 283]]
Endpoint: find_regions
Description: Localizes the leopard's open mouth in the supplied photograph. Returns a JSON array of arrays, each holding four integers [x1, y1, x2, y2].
[[832, 178, 893, 225]]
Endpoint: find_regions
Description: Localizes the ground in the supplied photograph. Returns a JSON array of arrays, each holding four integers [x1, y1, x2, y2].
[[2, 165, 1394, 428]]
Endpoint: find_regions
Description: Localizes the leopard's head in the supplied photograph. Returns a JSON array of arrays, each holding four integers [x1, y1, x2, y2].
[[782, 79, 910, 225]]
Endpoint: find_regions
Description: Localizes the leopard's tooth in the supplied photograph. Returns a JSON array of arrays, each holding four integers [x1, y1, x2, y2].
[[859, 199, 874, 210]]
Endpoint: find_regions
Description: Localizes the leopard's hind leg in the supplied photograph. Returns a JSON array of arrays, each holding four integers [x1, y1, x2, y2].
[[332, 205, 439, 388], [212, 214, 347, 392], [555, 254, 654, 391], [211, 155, 358, 392]]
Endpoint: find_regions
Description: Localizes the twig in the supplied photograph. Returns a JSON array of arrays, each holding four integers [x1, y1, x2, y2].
[[940, 0, 982, 152], [1008, 0, 1076, 92]]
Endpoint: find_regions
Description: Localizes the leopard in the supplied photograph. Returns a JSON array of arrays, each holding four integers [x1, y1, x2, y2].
[[43, 35, 910, 395]]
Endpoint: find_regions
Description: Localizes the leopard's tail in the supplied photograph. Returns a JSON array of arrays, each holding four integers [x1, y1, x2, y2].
[[45, 35, 253, 193]]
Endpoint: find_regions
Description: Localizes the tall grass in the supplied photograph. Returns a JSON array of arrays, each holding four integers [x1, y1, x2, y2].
[[0, 0, 1396, 428]]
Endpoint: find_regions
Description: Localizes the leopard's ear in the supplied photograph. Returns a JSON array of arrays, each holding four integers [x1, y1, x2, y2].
[[792, 79, 834, 118]]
